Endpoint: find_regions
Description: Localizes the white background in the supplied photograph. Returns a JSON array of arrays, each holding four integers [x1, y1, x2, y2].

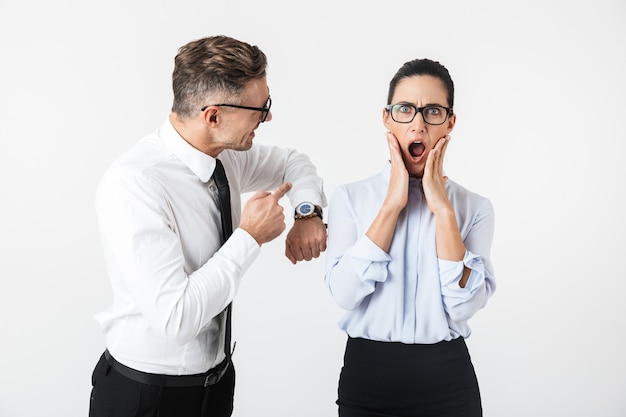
[[1, 1, 625, 416]]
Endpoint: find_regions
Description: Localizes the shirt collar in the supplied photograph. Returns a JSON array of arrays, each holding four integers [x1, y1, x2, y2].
[[159, 118, 217, 183]]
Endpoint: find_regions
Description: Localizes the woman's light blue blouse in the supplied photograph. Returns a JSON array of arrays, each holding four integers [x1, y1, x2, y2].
[[324, 162, 496, 344]]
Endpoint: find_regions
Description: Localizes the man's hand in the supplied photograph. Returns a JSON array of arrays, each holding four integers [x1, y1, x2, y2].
[[285, 217, 327, 264], [239, 183, 292, 245]]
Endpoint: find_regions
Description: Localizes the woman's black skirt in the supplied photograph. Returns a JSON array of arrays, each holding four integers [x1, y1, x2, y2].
[[337, 336, 482, 417]]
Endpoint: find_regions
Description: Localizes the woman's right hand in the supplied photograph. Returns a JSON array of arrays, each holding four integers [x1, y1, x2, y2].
[[365, 132, 408, 252], [385, 131, 408, 211]]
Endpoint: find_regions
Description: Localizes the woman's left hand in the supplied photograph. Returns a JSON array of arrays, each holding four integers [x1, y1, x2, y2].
[[422, 135, 452, 215]]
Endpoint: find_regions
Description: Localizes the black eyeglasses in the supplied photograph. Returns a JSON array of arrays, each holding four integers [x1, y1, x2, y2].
[[385, 103, 452, 125], [201, 96, 272, 122]]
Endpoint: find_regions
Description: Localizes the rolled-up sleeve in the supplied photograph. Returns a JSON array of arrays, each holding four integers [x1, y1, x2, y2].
[[324, 186, 392, 310], [438, 198, 496, 322]]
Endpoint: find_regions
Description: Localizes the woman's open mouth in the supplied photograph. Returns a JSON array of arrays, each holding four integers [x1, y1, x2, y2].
[[408, 141, 425, 160]]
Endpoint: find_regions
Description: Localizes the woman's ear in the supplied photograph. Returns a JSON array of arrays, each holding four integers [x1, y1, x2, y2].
[[446, 112, 457, 133], [382, 107, 392, 130]]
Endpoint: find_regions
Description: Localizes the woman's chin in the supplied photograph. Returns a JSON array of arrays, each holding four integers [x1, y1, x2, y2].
[[403, 159, 425, 178]]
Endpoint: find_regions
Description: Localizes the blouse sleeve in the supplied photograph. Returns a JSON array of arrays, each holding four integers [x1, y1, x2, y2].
[[438, 198, 496, 322], [324, 186, 391, 310]]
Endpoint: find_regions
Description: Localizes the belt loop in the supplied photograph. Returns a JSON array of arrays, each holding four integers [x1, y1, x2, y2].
[[204, 374, 218, 387]]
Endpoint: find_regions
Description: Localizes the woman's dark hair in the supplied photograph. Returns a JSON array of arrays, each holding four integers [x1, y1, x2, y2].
[[387, 58, 454, 109]]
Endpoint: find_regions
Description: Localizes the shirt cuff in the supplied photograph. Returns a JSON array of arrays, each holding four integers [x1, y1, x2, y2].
[[345, 236, 392, 284], [439, 250, 486, 295], [219, 228, 261, 272], [288, 180, 327, 208]]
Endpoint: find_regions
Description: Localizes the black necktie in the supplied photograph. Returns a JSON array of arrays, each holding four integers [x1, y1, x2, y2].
[[212, 159, 233, 361], [212, 159, 233, 241]]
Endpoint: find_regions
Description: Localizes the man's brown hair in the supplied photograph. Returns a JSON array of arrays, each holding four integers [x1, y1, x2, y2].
[[171, 35, 268, 119]]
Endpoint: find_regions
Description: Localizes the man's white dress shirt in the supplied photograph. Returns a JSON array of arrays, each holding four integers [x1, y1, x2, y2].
[[95, 119, 325, 375]]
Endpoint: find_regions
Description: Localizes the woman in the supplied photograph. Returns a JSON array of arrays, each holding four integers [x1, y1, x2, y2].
[[324, 58, 496, 417]]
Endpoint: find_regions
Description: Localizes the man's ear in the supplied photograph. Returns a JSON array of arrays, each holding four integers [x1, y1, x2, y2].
[[203, 107, 220, 125]]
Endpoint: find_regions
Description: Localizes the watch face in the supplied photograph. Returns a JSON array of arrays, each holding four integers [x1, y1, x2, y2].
[[297, 203, 314, 216]]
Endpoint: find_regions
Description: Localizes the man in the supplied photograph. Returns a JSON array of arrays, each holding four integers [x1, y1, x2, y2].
[[89, 35, 327, 417]]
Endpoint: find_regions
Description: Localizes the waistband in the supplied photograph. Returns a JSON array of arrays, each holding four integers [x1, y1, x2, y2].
[[104, 350, 229, 387]]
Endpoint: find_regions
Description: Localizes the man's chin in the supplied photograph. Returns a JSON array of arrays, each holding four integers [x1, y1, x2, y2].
[[234, 141, 253, 151]]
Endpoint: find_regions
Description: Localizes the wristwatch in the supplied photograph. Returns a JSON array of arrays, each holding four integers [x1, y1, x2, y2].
[[294, 202, 323, 221]]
